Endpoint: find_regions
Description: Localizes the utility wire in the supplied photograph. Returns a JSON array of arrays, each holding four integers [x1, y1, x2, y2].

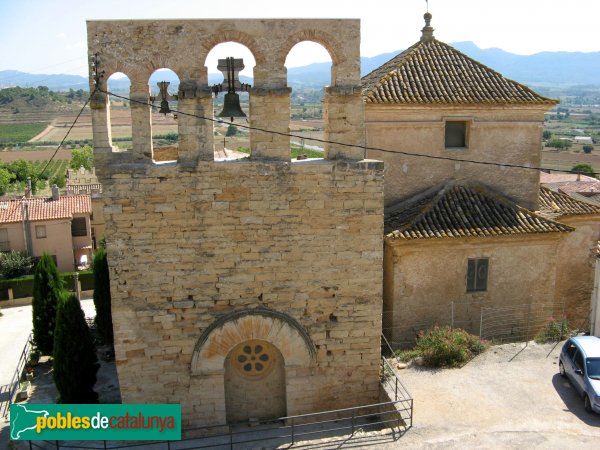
[[99, 88, 598, 177], [24, 89, 95, 198]]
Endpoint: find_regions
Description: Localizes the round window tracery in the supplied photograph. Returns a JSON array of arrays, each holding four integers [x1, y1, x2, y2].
[[231, 340, 275, 378]]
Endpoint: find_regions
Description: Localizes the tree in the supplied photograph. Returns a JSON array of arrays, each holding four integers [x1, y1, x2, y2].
[[0, 251, 33, 279], [70, 145, 94, 171], [0, 166, 15, 195], [571, 163, 596, 177], [547, 138, 572, 151], [583, 144, 594, 154], [53, 293, 99, 403], [93, 248, 113, 345], [542, 130, 552, 140], [31, 253, 63, 355], [225, 124, 238, 137]]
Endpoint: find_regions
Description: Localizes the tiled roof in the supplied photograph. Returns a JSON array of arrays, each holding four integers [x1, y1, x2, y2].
[[540, 173, 597, 184], [538, 186, 600, 219], [0, 195, 91, 224], [362, 29, 556, 106], [385, 183, 572, 240]]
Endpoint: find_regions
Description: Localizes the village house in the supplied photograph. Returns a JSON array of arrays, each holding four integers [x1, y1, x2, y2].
[[65, 166, 105, 248], [0, 189, 93, 272], [363, 13, 599, 345]]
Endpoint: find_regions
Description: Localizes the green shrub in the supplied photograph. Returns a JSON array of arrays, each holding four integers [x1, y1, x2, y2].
[[397, 325, 487, 368], [53, 293, 99, 403], [534, 319, 569, 344], [0, 251, 33, 279]]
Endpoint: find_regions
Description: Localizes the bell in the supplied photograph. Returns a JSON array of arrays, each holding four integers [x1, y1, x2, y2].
[[218, 92, 246, 122], [159, 98, 171, 115]]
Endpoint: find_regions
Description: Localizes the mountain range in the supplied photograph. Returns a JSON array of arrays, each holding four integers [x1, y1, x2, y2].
[[1, 41, 599, 92]]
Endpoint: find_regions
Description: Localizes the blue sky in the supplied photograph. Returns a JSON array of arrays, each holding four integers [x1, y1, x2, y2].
[[1, 0, 599, 77]]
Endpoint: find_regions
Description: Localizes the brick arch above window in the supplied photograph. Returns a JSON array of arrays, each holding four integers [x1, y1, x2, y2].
[[191, 307, 316, 375]]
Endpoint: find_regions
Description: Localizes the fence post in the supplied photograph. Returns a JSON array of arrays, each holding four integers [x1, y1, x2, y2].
[[291, 417, 295, 445], [451, 301, 454, 328], [479, 307, 484, 339], [74, 272, 81, 301], [525, 303, 531, 345]]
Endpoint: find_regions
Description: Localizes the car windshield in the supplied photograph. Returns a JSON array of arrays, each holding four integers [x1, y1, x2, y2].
[[586, 358, 600, 379]]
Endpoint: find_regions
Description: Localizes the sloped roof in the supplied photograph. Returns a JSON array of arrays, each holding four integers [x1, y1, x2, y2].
[[0, 195, 91, 224], [362, 15, 556, 106], [385, 183, 572, 240], [538, 186, 600, 219]]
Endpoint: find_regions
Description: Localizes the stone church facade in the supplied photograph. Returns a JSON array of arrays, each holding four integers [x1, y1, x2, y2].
[[87, 19, 384, 428]]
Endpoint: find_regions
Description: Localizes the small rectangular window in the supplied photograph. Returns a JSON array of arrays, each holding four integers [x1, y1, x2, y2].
[[0, 228, 9, 251], [71, 217, 87, 237], [467, 258, 488, 292], [35, 225, 47, 239], [445, 121, 468, 148]]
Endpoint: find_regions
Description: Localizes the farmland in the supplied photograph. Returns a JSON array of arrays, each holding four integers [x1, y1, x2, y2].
[[0, 123, 48, 144]]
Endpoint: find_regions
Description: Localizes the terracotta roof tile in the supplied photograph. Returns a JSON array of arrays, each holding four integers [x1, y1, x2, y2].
[[0, 195, 91, 224], [385, 183, 572, 240], [538, 186, 600, 219], [362, 39, 556, 106]]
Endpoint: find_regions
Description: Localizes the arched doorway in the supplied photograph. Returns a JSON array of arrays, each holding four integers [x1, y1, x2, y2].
[[224, 339, 286, 423]]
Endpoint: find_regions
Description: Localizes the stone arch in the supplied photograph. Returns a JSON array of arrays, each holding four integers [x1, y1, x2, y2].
[[276, 29, 344, 70], [191, 308, 316, 375], [201, 30, 265, 67]]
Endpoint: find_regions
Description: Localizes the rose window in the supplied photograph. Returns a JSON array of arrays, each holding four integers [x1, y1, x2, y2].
[[233, 340, 274, 377]]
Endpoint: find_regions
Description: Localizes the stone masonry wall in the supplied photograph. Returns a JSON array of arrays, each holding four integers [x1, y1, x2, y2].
[[101, 158, 384, 428]]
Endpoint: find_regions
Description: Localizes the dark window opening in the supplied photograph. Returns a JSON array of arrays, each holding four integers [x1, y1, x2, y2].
[[71, 217, 87, 237], [445, 121, 467, 148], [467, 258, 488, 292]]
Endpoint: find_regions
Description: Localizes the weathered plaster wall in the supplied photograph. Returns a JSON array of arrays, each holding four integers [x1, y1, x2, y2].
[[383, 235, 561, 346], [365, 106, 546, 210], [553, 216, 600, 323]]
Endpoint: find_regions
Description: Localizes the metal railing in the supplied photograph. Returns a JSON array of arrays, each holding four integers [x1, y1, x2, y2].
[[1, 332, 32, 417], [25, 399, 409, 450], [24, 338, 414, 449]]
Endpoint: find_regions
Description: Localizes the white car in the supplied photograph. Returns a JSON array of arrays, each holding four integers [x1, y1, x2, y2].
[[559, 336, 600, 414]]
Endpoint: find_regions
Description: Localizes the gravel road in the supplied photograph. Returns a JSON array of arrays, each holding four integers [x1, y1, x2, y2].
[[376, 340, 600, 449]]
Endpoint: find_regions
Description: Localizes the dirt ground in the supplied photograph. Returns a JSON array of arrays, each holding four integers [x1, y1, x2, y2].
[[375, 341, 600, 449]]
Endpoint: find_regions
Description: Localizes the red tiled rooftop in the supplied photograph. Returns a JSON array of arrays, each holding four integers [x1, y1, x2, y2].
[[0, 195, 91, 224]]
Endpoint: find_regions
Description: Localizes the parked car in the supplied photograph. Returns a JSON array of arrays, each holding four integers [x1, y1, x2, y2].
[[559, 336, 600, 413]]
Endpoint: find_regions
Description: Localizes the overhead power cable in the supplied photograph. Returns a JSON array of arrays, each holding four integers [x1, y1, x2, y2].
[[23, 89, 95, 198], [99, 88, 599, 177]]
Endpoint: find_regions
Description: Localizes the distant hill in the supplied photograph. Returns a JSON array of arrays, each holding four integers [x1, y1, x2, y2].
[[2, 42, 600, 91]]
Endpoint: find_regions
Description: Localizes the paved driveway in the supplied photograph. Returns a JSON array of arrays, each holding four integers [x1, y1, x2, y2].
[[0, 300, 95, 386], [379, 341, 600, 449]]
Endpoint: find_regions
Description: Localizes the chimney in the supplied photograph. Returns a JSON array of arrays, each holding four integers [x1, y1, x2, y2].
[[577, 172, 581, 181], [26, 177, 32, 198], [52, 184, 60, 201]]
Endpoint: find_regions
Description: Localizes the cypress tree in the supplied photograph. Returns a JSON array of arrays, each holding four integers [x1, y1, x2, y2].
[[53, 293, 99, 403], [31, 253, 62, 355], [92, 248, 113, 345]]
